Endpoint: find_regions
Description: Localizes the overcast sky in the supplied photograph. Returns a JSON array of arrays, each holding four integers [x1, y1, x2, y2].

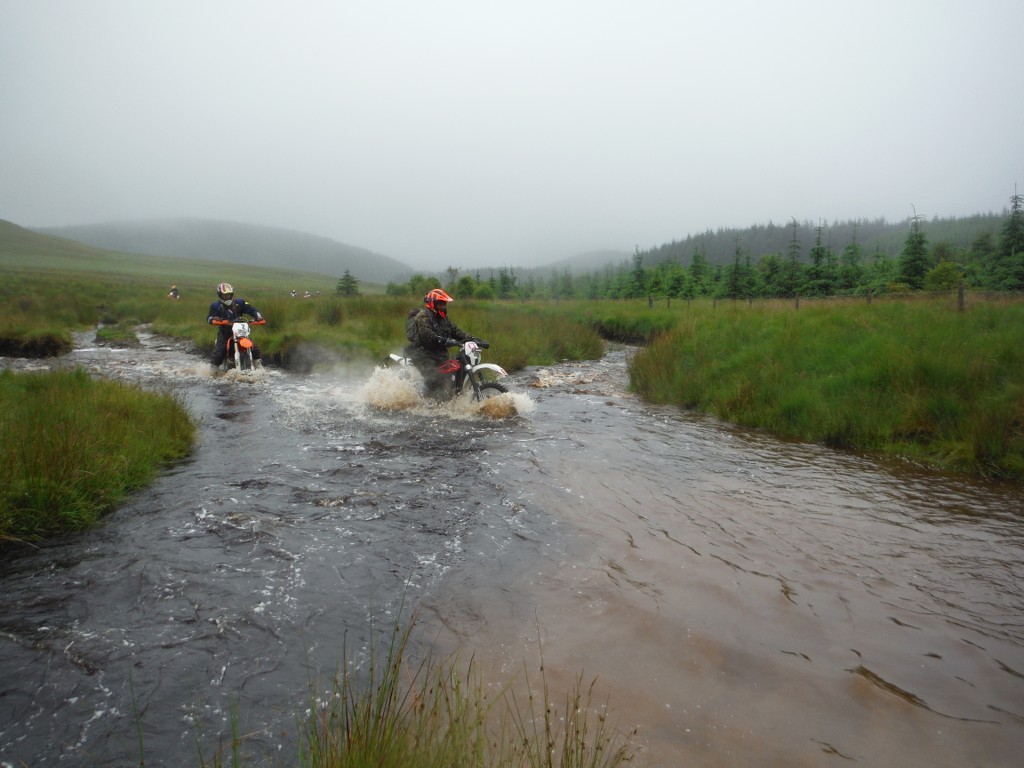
[[2, 1, 1022, 270]]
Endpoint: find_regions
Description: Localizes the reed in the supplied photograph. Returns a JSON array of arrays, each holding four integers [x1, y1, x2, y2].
[[290, 620, 635, 768], [0, 369, 196, 541]]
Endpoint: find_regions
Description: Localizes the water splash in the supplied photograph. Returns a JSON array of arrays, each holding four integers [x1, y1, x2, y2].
[[361, 365, 423, 411], [360, 365, 533, 420], [215, 367, 272, 384]]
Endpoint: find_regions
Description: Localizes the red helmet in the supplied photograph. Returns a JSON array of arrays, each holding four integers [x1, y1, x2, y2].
[[424, 288, 453, 317]]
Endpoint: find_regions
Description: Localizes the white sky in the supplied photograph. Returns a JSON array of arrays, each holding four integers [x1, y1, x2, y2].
[[2, 0, 1022, 269]]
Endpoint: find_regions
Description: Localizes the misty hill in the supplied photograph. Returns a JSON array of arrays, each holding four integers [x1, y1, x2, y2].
[[36, 219, 413, 285], [0, 218, 350, 295], [470, 214, 1008, 281], [543, 248, 632, 273]]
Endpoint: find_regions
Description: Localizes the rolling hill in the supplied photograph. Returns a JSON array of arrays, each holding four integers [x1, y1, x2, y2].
[[36, 218, 413, 285], [0, 218, 353, 297]]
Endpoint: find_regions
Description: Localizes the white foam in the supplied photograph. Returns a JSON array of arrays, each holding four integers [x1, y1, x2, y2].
[[360, 365, 423, 411], [361, 365, 534, 420]]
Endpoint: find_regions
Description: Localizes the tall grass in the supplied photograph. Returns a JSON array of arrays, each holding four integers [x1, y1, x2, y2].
[[292, 620, 636, 768], [0, 369, 196, 541], [151, 296, 605, 373], [629, 298, 1024, 479]]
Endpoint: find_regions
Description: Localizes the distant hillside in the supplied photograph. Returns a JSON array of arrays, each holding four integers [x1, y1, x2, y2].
[[0, 218, 347, 295], [543, 248, 633, 274], [462, 213, 1009, 280], [638, 213, 1008, 268], [37, 218, 413, 285]]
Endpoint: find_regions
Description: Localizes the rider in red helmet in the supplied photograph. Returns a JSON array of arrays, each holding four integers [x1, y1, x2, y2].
[[405, 288, 486, 396]]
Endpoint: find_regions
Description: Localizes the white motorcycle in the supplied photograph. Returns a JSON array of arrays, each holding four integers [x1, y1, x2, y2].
[[389, 340, 509, 401], [214, 318, 266, 372]]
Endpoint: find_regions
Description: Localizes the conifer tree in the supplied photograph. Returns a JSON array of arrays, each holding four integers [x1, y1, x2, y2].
[[994, 189, 1024, 290], [781, 218, 803, 297], [838, 224, 864, 292], [335, 269, 360, 297], [898, 214, 931, 289]]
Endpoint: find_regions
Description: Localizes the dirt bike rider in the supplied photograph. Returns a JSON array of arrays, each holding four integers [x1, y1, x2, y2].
[[207, 282, 264, 368], [405, 288, 488, 396]]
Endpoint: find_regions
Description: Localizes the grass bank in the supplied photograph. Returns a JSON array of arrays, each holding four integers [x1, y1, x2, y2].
[[0, 369, 196, 542], [628, 297, 1024, 480]]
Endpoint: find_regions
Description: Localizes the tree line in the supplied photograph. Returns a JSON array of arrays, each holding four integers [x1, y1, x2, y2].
[[385, 193, 1024, 301]]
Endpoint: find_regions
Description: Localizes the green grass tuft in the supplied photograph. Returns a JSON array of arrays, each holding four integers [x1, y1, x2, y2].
[[0, 369, 196, 541]]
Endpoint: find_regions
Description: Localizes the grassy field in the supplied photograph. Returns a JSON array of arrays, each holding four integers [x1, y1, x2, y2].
[[627, 295, 1024, 481], [150, 292, 605, 372], [0, 220, 605, 372]]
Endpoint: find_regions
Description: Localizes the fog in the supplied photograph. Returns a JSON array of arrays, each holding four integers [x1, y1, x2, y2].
[[2, 0, 1022, 270]]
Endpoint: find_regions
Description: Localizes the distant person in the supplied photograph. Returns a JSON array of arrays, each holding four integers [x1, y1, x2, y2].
[[168, 285, 180, 299], [404, 288, 487, 396], [206, 282, 264, 368]]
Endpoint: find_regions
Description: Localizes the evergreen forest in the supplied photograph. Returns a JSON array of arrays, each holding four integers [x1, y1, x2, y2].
[[390, 192, 1024, 301]]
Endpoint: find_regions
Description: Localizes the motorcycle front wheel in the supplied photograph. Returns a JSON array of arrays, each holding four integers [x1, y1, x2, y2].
[[239, 348, 254, 371], [474, 381, 508, 401]]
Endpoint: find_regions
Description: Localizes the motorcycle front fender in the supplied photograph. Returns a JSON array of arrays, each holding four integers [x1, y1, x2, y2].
[[469, 362, 508, 378]]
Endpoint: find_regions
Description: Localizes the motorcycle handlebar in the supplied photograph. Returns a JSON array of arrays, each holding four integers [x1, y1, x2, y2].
[[212, 318, 265, 326], [445, 339, 489, 349]]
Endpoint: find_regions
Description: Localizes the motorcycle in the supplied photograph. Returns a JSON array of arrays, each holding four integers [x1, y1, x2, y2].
[[213, 318, 266, 372], [389, 340, 509, 402]]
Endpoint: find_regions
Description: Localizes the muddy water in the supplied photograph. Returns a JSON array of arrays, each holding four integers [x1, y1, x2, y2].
[[1, 331, 1022, 767], [426, 355, 1024, 767]]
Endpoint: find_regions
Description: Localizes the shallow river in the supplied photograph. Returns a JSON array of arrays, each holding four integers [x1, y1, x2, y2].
[[1, 330, 1022, 767]]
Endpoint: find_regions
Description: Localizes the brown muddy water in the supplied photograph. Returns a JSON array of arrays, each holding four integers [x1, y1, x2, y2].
[[1, 328, 1022, 767]]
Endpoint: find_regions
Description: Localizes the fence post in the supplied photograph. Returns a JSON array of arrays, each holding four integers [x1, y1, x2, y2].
[[958, 280, 965, 312]]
